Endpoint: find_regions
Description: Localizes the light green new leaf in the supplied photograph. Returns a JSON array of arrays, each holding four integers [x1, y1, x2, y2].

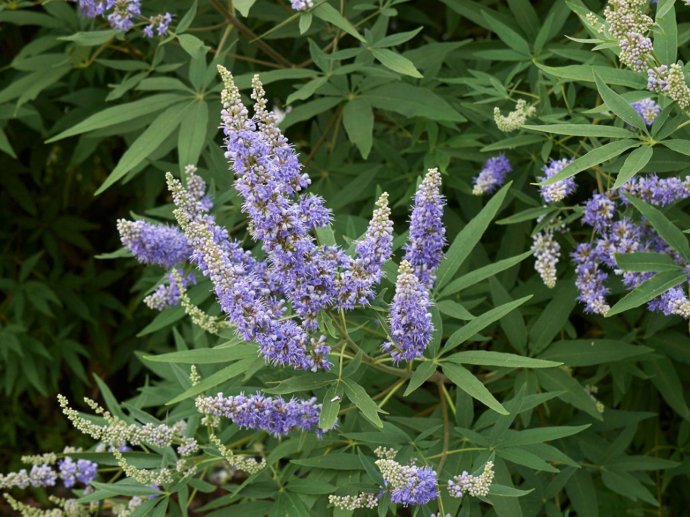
[[624, 194, 690, 261], [371, 49, 423, 78], [343, 379, 384, 428], [614, 252, 681, 272], [96, 102, 192, 194], [234, 0, 258, 17], [538, 139, 639, 186], [178, 100, 208, 170], [435, 182, 512, 289], [446, 350, 560, 369], [342, 98, 374, 158], [613, 146, 653, 188], [593, 72, 647, 131], [443, 296, 531, 354], [47, 94, 187, 142], [443, 363, 509, 415]]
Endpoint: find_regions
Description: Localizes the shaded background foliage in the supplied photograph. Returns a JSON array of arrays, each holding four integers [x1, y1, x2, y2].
[[2, 0, 690, 515]]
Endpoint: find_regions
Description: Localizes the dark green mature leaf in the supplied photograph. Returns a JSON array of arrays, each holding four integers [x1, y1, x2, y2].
[[566, 470, 599, 517], [178, 100, 208, 170], [264, 373, 336, 395], [443, 363, 509, 415], [343, 378, 384, 428], [435, 182, 512, 289], [538, 140, 639, 186], [624, 194, 690, 261], [342, 98, 374, 158], [522, 124, 636, 138], [445, 351, 560, 369], [313, 3, 365, 42], [403, 361, 437, 396], [319, 383, 342, 430], [436, 300, 475, 320], [166, 358, 255, 405], [292, 454, 363, 470], [607, 271, 687, 317], [91, 481, 163, 497], [443, 296, 532, 354], [538, 340, 652, 366], [614, 252, 681, 272], [144, 343, 256, 364], [593, 72, 646, 131], [362, 83, 465, 123], [535, 369, 603, 420], [482, 11, 531, 56], [528, 282, 578, 355], [59, 29, 119, 46], [644, 357, 690, 419], [500, 425, 590, 447], [536, 63, 647, 88], [371, 49, 422, 78]]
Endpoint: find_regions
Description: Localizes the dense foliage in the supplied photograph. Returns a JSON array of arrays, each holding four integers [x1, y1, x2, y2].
[[3, 0, 690, 515]]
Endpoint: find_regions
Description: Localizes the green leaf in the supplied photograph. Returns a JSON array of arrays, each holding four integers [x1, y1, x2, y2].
[[178, 34, 208, 59], [292, 454, 363, 470], [264, 373, 336, 395], [482, 11, 531, 56], [538, 140, 639, 186], [370, 49, 422, 78], [312, 3, 365, 42], [489, 484, 534, 497], [445, 351, 561, 369], [435, 182, 511, 289], [535, 63, 647, 89], [528, 282, 578, 355], [566, 470, 599, 517], [280, 97, 342, 130], [362, 83, 465, 123], [613, 146, 654, 188], [299, 12, 312, 34], [655, 0, 678, 66], [593, 72, 647, 131], [436, 300, 475, 321], [522, 124, 636, 138], [176, 0, 198, 33], [342, 98, 374, 158], [59, 29, 119, 46], [443, 296, 532, 354], [0, 127, 17, 158], [442, 363, 509, 415], [178, 100, 208, 170], [144, 344, 256, 364], [286, 480, 336, 495], [480, 134, 543, 151], [96, 102, 191, 194], [644, 357, 690, 419], [535, 369, 603, 420], [47, 94, 187, 142], [614, 252, 681, 272], [624, 194, 690, 261], [90, 481, 162, 497], [166, 358, 255, 405], [497, 207, 553, 225], [319, 383, 342, 430], [538, 339, 652, 366], [439, 250, 533, 298], [606, 270, 687, 317], [500, 424, 590, 447], [286, 76, 328, 104], [234, 0, 258, 17], [343, 379, 384, 428], [403, 361, 437, 396], [661, 138, 690, 157]]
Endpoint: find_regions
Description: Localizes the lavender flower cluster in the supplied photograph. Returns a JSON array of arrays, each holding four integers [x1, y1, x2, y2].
[[472, 154, 512, 195], [196, 392, 328, 437], [75, 0, 172, 36], [0, 452, 97, 491]]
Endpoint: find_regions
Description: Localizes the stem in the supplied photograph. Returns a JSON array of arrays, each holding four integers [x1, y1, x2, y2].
[[437, 381, 450, 473], [304, 105, 343, 166]]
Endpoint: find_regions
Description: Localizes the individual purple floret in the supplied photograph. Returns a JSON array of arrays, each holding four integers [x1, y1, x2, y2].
[[185, 165, 213, 212], [58, 458, 98, 488], [337, 193, 394, 309], [106, 0, 141, 31], [472, 155, 512, 195], [118, 219, 191, 268], [404, 168, 446, 289], [144, 270, 196, 311], [595, 219, 641, 268], [655, 287, 690, 319], [539, 158, 576, 203], [630, 98, 661, 126], [573, 243, 610, 316], [291, 0, 314, 10], [381, 261, 433, 363], [583, 193, 617, 230], [196, 392, 330, 436], [143, 12, 172, 37]]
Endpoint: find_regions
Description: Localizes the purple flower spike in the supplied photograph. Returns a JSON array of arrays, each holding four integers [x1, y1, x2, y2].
[[404, 168, 446, 289], [472, 154, 512, 195], [117, 220, 192, 268], [539, 158, 576, 203]]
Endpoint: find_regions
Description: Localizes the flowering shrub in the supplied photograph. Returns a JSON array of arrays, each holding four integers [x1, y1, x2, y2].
[[4, 0, 690, 515]]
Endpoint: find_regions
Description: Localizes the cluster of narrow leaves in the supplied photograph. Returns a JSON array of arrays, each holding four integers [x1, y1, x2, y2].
[[3, 0, 690, 515]]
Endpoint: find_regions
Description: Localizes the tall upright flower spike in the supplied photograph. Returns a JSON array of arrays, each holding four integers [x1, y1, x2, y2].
[[196, 392, 331, 437], [448, 461, 494, 498], [338, 193, 394, 309], [117, 220, 191, 268], [218, 66, 341, 329], [494, 99, 536, 132], [539, 158, 576, 203], [374, 447, 438, 506], [619, 174, 690, 206], [532, 227, 560, 288], [404, 168, 446, 288], [381, 261, 434, 363], [167, 174, 330, 371], [472, 154, 512, 195]]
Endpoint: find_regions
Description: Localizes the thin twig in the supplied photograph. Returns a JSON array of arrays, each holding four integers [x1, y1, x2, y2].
[[437, 380, 451, 473], [304, 105, 343, 166]]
